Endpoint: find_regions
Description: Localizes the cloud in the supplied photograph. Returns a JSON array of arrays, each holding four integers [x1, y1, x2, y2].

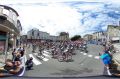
[[9, 3, 83, 37], [0, 0, 120, 37]]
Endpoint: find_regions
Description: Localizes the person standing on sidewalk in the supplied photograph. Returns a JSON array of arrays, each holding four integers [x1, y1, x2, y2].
[[12, 49, 16, 61], [100, 48, 112, 75]]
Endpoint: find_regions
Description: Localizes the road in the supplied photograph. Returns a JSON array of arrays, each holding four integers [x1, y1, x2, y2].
[[24, 44, 105, 77]]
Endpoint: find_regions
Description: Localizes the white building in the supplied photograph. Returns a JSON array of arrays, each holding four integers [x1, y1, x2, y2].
[[107, 25, 120, 43], [92, 31, 107, 43]]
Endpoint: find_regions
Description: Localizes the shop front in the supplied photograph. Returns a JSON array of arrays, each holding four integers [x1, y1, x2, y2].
[[0, 32, 6, 55]]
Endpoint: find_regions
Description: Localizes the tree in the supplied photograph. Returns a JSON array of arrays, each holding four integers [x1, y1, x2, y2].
[[71, 35, 81, 41]]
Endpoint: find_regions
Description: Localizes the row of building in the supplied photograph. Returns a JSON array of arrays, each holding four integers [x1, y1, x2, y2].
[[83, 23, 120, 44], [21, 29, 69, 43], [0, 5, 22, 55]]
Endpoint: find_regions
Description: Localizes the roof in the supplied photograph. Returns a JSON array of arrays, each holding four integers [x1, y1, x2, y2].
[[0, 5, 19, 16], [108, 25, 120, 30]]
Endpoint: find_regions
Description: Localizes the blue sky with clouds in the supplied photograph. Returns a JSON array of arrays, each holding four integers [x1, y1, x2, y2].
[[0, 0, 120, 37]]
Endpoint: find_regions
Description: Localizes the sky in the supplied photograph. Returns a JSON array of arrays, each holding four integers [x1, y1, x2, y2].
[[0, 0, 120, 37]]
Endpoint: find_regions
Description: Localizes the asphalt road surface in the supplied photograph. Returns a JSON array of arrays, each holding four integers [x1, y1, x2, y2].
[[24, 44, 105, 77]]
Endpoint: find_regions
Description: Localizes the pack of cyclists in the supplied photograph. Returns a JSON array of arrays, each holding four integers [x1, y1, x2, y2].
[[27, 40, 87, 62]]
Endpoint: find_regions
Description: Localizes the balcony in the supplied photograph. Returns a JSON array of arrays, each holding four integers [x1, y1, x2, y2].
[[0, 5, 22, 36]]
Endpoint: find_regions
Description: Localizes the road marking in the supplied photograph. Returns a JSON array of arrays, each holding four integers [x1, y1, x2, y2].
[[39, 55, 49, 61], [36, 55, 49, 61], [29, 54, 42, 65], [34, 52, 51, 58], [34, 53, 37, 55], [80, 52, 83, 54], [83, 53, 87, 55], [43, 53, 51, 58], [42, 57, 49, 61], [94, 56, 100, 59], [88, 54, 93, 57], [43, 51, 49, 54]]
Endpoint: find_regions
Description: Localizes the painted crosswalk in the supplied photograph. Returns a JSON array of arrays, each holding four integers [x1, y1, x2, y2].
[[26, 51, 51, 66], [43, 53, 51, 58], [29, 54, 42, 65]]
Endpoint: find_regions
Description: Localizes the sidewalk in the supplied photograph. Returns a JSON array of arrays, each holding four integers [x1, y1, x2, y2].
[[112, 43, 120, 70]]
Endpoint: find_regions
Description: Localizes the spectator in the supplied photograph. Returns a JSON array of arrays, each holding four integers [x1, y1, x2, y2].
[[100, 49, 112, 75], [0, 59, 22, 76], [25, 57, 33, 70], [12, 48, 16, 61]]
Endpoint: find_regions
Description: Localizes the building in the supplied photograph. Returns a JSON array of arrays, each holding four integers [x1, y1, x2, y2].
[[59, 32, 69, 41], [83, 34, 92, 41], [27, 29, 69, 42], [27, 29, 50, 42], [107, 25, 120, 43], [39, 31, 50, 40], [0, 5, 22, 55], [92, 31, 107, 44], [20, 35, 27, 45]]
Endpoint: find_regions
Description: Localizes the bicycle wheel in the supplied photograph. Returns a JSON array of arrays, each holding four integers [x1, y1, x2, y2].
[[68, 54, 72, 60], [58, 55, 63, 62]]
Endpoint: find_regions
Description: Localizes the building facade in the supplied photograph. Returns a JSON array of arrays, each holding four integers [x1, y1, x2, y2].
[[59, 32, 69, 41], [27, 29, 69, 42], [107, 25, 120, 43], [83, 34, 92, 41], [0, 5, 22, 55], [0, 5, 22, 64], [92, 31, 107, 44]]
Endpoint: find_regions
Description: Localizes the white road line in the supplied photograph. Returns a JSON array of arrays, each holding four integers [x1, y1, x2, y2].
[[43, 53, 51, 58], [94, 56, 100, 59], [88, 54, 93, 57], [43, 51, 49, 54], [34, 53, 37, 55], [80, 52, 83, 54], [29, 54, 42, 65], [34, 52, 51, 58], [42, 57, 49, 61], [83, 53, 87, 55], [37, 56, 49, 61]]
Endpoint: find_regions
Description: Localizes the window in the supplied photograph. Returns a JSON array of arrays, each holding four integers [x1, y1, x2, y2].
[[0, 7, 4, 13], [3, 9, 9, 16]]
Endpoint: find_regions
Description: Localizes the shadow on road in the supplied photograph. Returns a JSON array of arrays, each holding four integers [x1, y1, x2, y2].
[[66, 59, 74, 62], [51, 68, 93, 75]]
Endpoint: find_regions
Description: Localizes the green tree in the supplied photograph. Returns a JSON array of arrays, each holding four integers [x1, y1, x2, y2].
[[71, 35, 81, 41]]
